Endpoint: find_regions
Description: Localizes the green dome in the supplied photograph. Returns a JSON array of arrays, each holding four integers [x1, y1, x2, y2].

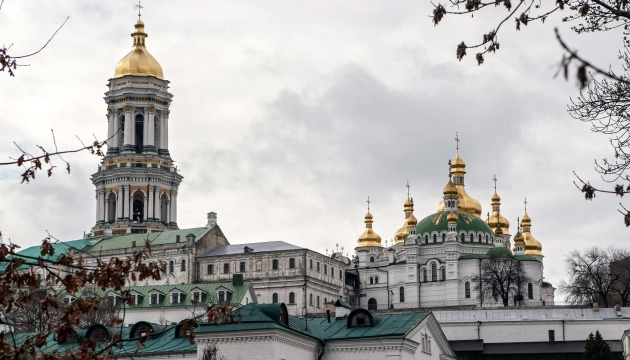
[[416, 211, 494, 237], [487, 246, 512, 258]]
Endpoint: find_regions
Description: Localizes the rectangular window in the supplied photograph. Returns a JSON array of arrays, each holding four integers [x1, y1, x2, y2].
[[324, 264, 327, 275], [309, 259, 313, 269], [218, 291, 225, 302], [317, 262, 320, 272], [132, 294, 137, 305], [223, 263, 229, 274], [240, 262, 245, 273], [150, 294, 158, 304], [207, 264, 213, 275], [339, 270, 342, 279], [193, 292, 200, 303], [289, 258, 295, 269], [172, 293, 179, 304], [272, 259, 278, 270], [331, 267, 334, 278]]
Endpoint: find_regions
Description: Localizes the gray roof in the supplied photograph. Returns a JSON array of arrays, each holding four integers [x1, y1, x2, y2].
[[433, 308, 630, 323], [198, 241, 304, 257]]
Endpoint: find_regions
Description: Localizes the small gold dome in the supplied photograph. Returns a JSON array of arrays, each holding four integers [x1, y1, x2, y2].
[[486, 190, 510, 236], [452, 152, 466, 171], [491, 190, 501, 204], [447, 210, 458, 224], [521, 211, 543, 256], [443, 178, 458, 196], [357, 211, 383, 248], [395, 196, 416, 243], [438, 152, 482, 216], [407, 213, 418, 227], [114, 19, 164, 79]]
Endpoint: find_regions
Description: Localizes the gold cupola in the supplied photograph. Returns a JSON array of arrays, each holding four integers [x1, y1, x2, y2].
[[521, 207, 543, 256], [437, 149, 482, 216], [486, 178, 511, 237], [357, 200, 383, 248], [114, 14, 164, 79], [395, 185, 417, 243]]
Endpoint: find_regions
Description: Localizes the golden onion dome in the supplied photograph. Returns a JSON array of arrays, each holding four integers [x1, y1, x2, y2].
[[395, 196, 416, 243], [512, 231, 525, 252], [486, 190, 511, 236], [357, 211, 383, 248], [438, 153, 482, 216], [443, 178, 458, 196], [447, 210, 458, 224], [114, 19, 164, 79], [521, 211, 543, 256], [407, 213, 418, 227]]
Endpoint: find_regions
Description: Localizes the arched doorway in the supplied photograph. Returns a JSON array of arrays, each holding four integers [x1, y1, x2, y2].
[[368, 298, 377, 311], [132, 191, 144, 223]]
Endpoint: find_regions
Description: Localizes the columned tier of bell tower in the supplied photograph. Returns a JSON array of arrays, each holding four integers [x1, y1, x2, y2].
[[91, 14, 182, 237]]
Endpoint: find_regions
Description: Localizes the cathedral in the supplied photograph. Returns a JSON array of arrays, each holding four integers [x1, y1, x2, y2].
[[352, 149, 555, 309]]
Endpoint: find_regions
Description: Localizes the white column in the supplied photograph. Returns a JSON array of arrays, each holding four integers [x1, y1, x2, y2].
[[148, 186, 155, 220], [107, 110, 115, 153], [170, 190, 177, 225], [166, 198, 171, 224], [163, 112, 169, 150], [147, 108, 155, 150], [99, 190, 105, 223], [159, 114, 166, 152], [143, 191, 149, 222], [143, 107, 149, 151], [123, 107, 133, 151], [130, 110, 137, 149], [104, 192, 109, 224], [112, 111, 119, 150], [116, 187, 123, 220], [95, 191, 100, 224], [123, 186, 131, 220]]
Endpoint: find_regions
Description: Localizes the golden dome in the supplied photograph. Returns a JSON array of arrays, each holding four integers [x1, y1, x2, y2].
[[443, 178, 458, 196], [494, 225, 503, 236], [114, 19, 164, 79], [486, 190, 511, 236], [438, 152, 482, 216], [447, 210, 458, 224], [395, 195, 416, 243], [512, 230, 525, 252], [521, 211, 543, 256], [357, 211, 383, 248]]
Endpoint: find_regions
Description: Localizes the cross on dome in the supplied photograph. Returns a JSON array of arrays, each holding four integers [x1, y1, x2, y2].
[[455, 132, 460, 151], [493, 174, 497, 190], [406, 181, 410, 196], [524, 197, 528, 211], [366, 196, 371, 211], [136, 1, 143, 19]]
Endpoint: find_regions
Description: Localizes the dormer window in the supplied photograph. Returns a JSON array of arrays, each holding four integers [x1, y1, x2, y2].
[[171, 292, 184, 304], [193, 291, 201, 303], [218, 291, 225, 302], [150, 293, 158, 304], [347, 309, 374, 328]]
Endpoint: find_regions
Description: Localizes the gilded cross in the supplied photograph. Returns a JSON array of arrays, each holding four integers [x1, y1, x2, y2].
[[406, 181, 410, 196], [455, 132, 460, 151], [136, 1, 143, 18], [524, 197, 528, 211], [366, 196, 371, 211], [448, 159, 452, 176], [493, 174, 497, 190]]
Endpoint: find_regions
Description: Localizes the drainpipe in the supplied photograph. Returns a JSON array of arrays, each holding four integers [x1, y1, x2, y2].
[[477, 321, 481, 340], [318, 339, 327, 360], [562, 319, 565, 341]]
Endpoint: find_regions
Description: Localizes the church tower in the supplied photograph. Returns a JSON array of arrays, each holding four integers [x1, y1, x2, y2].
[[91, 10, 182, 236]]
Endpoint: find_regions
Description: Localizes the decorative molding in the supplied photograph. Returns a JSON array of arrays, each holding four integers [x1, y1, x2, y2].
[[149, 105, 156, 113], [123, 104, 132, 113], [107, 108, 113, 116]]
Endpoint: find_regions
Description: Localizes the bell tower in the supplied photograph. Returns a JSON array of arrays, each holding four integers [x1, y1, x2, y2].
[[91, 10, 182, 236]]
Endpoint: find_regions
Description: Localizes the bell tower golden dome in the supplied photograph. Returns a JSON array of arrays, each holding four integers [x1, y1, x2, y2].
[[521, 198, 543, 257], [114, 6, 164, 79], [395, 182, 418, 243], [486, 175, 511, 237]]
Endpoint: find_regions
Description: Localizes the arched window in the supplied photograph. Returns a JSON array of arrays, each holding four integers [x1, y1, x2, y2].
[[368, 298, 377, 310], [309, 293, 313, 305], [465, 281, 471, 298], [317, 296, 320, 307], [460, 233, 465, 242], [272, 293, 278, 303], [132, 191, 144, 223], [181, 260, 186, 271], [528, 283, 533, 299], [135, 114, 144, 153], [442, 233, 446, 242], [433, 234, 437, 243], [369, 277, 373, 284], [375, 276, 379, 284], [431, 263, 437, 282], [399, 287, 405, 303], [324, 297, 327, 305], [160, 193, 169, 224], [424, 235, 428, 244], [370, 256, 375, 263], [441, 267, 446, 281], [423, 269, 427, 282], [289, 292, 295, 304], [107, 193, 116, 223], [470, 234, 474, 242], [169, 260, 174, 273], [486, 234, 489, 243], [478, 234, 482, 243]]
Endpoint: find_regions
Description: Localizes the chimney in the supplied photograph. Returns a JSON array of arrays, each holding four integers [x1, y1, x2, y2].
[[593, 302, 599, 312], [186, 233, 196, 245], [326, 309, 331, 323], [206, 212, 218, 228]]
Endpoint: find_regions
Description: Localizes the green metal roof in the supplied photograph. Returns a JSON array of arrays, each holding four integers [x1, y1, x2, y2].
[[416, 211, 494, 239], [487, 246, 512, 258], [0, 238, 93, 271], [305, 311, 430, 340], [84, 227, 211, 252]]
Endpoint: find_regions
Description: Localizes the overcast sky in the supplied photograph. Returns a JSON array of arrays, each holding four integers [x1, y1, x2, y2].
[[1, 1, 628, 295]]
